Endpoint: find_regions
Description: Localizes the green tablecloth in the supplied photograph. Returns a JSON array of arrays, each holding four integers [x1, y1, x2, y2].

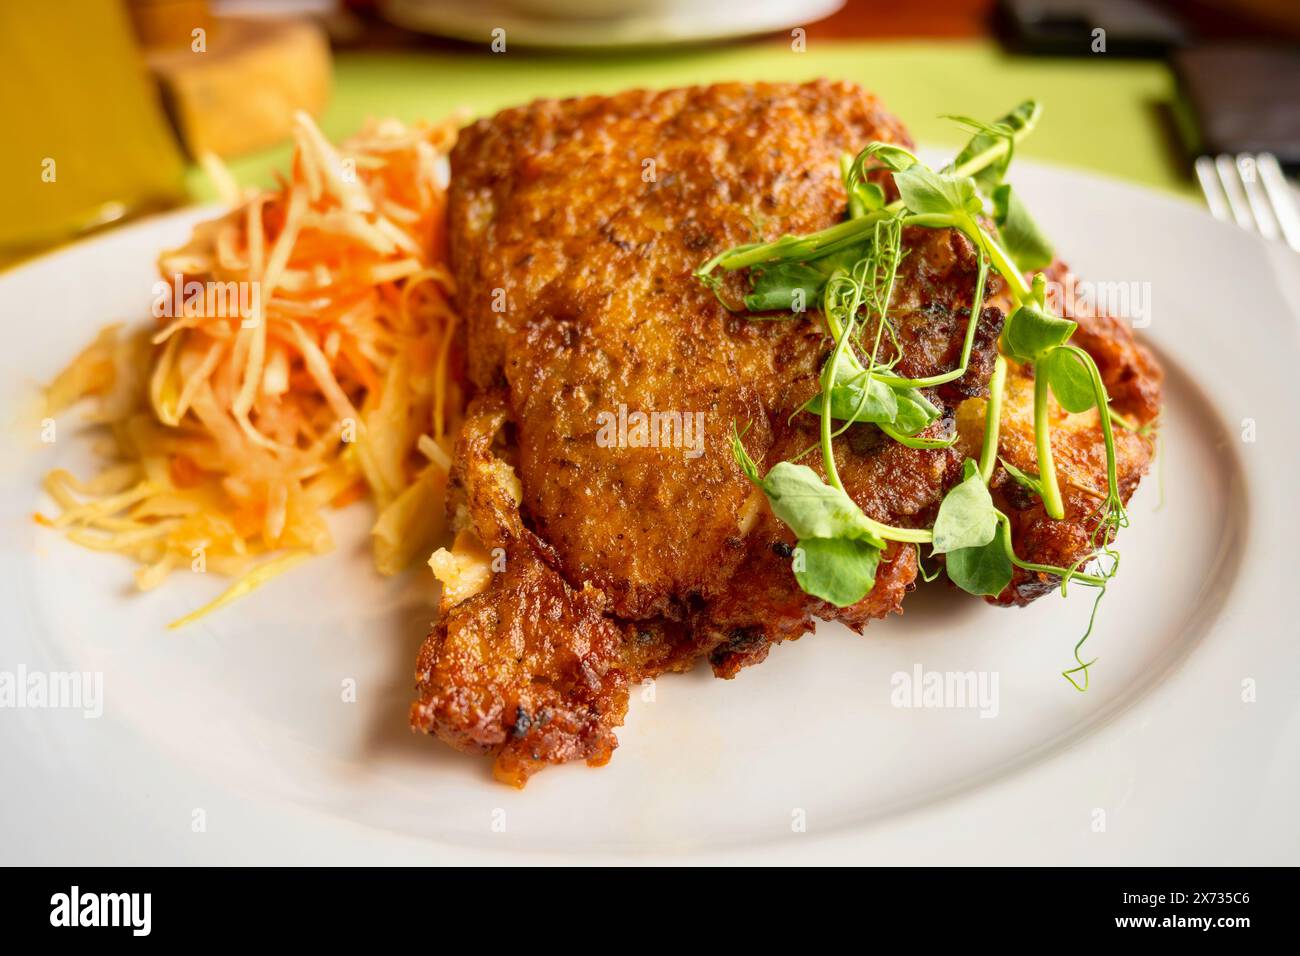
[[190, 39, 1189, 200]]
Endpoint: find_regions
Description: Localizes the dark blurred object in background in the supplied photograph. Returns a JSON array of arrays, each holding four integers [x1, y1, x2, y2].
[[1174, 44, 1300, 171], [997, 0, 1188, 55], [1170, 0, 1300, 40], [991, 0, 1300, 173], [809, 0, 1299, 42], [997, 0, 1300, 53]]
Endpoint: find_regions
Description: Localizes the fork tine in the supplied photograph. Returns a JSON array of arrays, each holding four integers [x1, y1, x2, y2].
[[1214, 154, 1256, 231], [1256, 153, 1300, 253], [1237, 155, 1280, 241], [1195, 156, 1231, 222]]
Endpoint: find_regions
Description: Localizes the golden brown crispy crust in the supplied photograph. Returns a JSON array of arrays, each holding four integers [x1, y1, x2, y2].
[[414, 400, 626, 784], [414, 399, 698, 783], [410, 541, 631, 787], [704, 542, 918, 677], [447, 80, 914, 622]]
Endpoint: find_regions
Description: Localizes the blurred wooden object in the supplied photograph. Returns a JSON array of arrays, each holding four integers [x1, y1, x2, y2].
[[127, 0, 213, 48], [135, 10, 332, 159]]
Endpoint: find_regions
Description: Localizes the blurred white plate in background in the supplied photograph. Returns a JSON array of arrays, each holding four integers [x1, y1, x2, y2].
[[380, 0, 844, 50]]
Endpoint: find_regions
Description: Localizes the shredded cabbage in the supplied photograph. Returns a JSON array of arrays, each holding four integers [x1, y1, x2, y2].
[[38, 113, 463, 625]]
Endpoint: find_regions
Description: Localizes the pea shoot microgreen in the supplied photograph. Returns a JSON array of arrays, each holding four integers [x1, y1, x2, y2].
[[705, 101, 1136, 689], [932, 460, 999, 555]]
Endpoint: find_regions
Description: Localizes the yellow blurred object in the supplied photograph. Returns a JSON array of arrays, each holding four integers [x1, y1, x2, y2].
[[0, 0, 186, 256], [146, 16, 333, 159]]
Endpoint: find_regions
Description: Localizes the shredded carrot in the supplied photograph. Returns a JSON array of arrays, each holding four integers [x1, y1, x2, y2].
[[39, 113, 463, 624]]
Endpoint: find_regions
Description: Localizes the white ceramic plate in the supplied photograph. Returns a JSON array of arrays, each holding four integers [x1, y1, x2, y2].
[[379, 0, 844, 50], [2, 160, 1299, 865]]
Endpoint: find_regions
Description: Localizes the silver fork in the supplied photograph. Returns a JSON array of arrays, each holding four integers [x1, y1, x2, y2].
[[1195, 153, 1300, 252]]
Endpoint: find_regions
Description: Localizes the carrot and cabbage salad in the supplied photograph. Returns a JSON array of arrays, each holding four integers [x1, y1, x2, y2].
[[38, 112, 464, 626]]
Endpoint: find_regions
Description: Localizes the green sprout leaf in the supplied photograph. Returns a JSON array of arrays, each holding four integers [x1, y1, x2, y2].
[[732, 428, 885, 607], [992, 184, 1054, 273], [843, 144, 919, 217], [945, 518, 1014, 597], [1043, 346, 1097, 413], [893, 164, 983, 220], [999, 457, 1044, 497], [890, 386, 942, 436], [761, 461, 886, 547], [802, 359, 939, 435], [731, 422, 762, 482], [793, 536, 881, 606], [742, 240, 873, 314], [744, 262, 830, 314], [932, 460, 999, 554], [803, 371, 898, 424], [1002, 303, 1076, 364], [947, 100, 1042, 191], [853, 181, 886, 214], [850, 142, 921, 174]]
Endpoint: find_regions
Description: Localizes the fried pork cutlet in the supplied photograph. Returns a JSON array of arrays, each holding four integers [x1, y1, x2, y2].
[[411, 81, 1160, 785]]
